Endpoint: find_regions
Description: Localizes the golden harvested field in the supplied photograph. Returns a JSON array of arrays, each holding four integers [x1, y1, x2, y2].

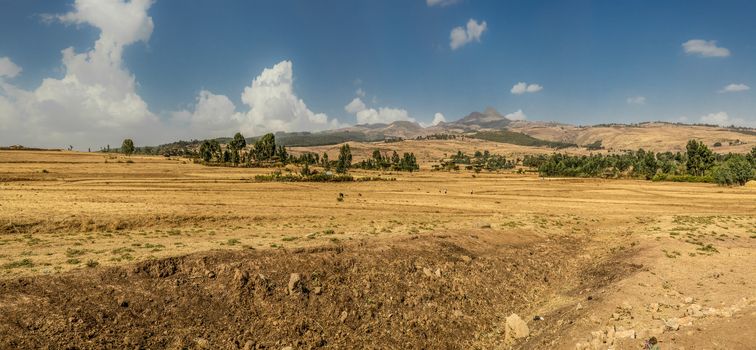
[[1, 150, 755, 349], [508, 122, 756, 154]]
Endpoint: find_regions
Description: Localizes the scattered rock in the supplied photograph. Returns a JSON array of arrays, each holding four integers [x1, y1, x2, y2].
[[615, 329, 636, 339], [684, 297, 694, 304], [686, 304, 703, 318], [648, 302, 660, 312], [422, 267, 434, 278], [233, 269, 249, 287], [575, 302, 583, 311], [194, 338, 210, 349], [478, 222, 492, 229], [118, 298, 129, 308], [460, 255, 472, 263], [664, 318, 680, 331], [339, 311, 348, 323], [312, 286, 322, 295], [288, 273, 302, 295], [504, 314, 530, 343]]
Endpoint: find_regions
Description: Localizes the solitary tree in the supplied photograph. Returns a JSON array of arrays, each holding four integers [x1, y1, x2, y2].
[[199, 140, 212, 162], [321, 152, 330, 170], [229, 132, 246, 165], [253, 133, 276, 161], [336, 143, 352, 174], [686, 140, 714, 176], [121, 139, 135, 156]]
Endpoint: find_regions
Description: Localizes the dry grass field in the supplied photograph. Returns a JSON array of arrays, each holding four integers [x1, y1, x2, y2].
[[1, 150, 754, 349], [508, 122, 756, 154]]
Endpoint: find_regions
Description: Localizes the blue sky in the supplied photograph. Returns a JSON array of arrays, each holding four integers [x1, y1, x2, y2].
[[0, 0, 754, 148]]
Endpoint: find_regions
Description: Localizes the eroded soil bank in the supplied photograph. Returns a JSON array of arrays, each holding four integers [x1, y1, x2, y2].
[[0, 230, 636, 349]]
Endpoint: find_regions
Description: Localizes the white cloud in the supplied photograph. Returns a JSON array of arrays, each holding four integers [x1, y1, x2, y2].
[[626, 96, 646, 105], [510, 82, 543, 95], [344, 96, 413, 125], [427, 0, 459, 7], [682, 39, 730, 57], [432, 112, 446, 125], [699, 111, 754, 127], [0, 57, 22, 78], [719, 83, 750, 93], [0, 1, 339, 148], [175, 60, 341, 138], [504, 109, 527, 121], [355, 87, 366, 97], [170, 90, 242, 138], [450, 19, 487, 50], [237, 60, 339, 134], [0, 0, 158, 148], [344, 97, 366, 114]]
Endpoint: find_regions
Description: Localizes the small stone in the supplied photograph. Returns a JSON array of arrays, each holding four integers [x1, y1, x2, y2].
[[312, 286, 322, 295], [288, 273, 302, 295], [614, 329, 636, 339], [422, 267, 434, 278], [339, 311, 348, 323], [118, 298, 129, 308], [665, 318, 680, 331], [504, 314, 530, 342], [479, 222, 492, 229], [460, 255, 472, 263], [234, 269, 249, 287], [195, 338, 210, 349], [204, 270, 216, 278], [687, 304, 703, 318], [575, 302, 583, 310], [649, 302, 660, 312], [684, 297, 694, 304], [434, 268, 442, 277]]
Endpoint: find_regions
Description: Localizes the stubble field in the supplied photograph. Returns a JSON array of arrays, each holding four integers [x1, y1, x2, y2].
[[0, 150, 754, 349]]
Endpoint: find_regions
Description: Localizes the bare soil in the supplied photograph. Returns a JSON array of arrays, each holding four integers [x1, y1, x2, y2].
[[0, 150, 754, 349]]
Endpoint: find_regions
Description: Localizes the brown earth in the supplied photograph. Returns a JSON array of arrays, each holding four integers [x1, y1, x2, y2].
[[0, 150, 754, 349]]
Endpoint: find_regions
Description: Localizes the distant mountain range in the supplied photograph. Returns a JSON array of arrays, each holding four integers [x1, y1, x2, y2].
[[139, 107, 756, 155]]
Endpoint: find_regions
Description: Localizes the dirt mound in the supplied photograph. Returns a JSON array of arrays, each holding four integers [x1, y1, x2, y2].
[[0, 231, 634, 349]]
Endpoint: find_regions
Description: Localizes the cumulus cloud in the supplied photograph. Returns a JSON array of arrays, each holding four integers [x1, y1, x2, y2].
[[510, 82, 543, 95], [0, 0, 158, 147], [626, 96, 646, 105], [0, 1, 341, 148], [682, 39, 730, 57], [432, 112, 446, 125], [236, 60, 339, 134], [174, 60, 341, 138], [427, 0, 459, 7], [699, 111, 753, 127], [0, 57, 22, 78], [504, 109, 527, 121], [719, 83, 750, 93], [450, 19, 487, 50], [170, 90, 242, 138], [343, 91, 414, 125]]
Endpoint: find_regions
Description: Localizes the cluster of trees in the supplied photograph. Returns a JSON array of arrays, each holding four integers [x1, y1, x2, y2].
[[415, 134, 463, 141], [353, 149, 419, 172], [435, 150, 515, 172], [198, 133, 290, 166], [526, 140, 755, 186]]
